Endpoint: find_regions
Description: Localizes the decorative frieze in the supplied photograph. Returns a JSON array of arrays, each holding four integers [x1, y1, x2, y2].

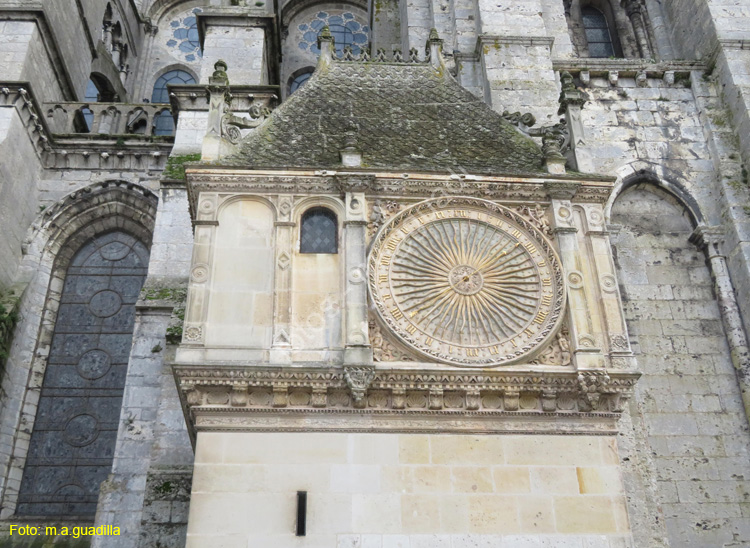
[[173, 364, 639, 437]]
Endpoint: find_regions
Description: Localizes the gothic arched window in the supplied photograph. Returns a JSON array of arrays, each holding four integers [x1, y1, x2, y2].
[[151, 69, 195, 103], [582, 7, 615, 58], [17, 232, 149, 517], [289, 68, 314, 95], [300, 207, 338, 254]]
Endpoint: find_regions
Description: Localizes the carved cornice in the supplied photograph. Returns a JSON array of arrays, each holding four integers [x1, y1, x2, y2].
[[185, 170, 615, 216], [172, 365, 640, 440]]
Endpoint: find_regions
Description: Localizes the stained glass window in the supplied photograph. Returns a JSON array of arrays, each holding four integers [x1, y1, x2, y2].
[[300, 208, 338, 254], [166, 8, 203, 62], [151, 70, 195, 104], [290, 69, 314, 94], [17, 232, 149, 517], [582, 7, 615, 58], [298, 12, 369, 56]]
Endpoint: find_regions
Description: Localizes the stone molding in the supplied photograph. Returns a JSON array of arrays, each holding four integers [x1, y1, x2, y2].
[[185, 170, 615, 217], [173, 365, 640, 438], [551, 59, 704, 83], [477, 35, 555, 49]]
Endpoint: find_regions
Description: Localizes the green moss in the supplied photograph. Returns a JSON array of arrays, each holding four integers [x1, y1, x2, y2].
[[154, 481, 174, 495], [140, 287, 187, 302], [165, 304, 186, 345], [162, 153, 202, 181]]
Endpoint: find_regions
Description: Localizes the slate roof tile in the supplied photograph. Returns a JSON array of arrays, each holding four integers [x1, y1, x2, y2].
[[224, 60, 546, 175]]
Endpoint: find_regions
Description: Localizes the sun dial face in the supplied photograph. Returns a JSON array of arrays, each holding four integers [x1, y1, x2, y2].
[[368, 197, 565, 367]]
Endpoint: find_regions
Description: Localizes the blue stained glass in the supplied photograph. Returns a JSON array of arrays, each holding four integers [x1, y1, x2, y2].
[[179, 42, 193, 52], [304, 31, 318, 42], [362, 26, 369, 32], [328, 15, 343, 25], [317, 11, 328, 18], [311, 44, 320, 54], [171, 21, 180, 27], [311, 20, 324, 30], [151, 70, 196, 103], [299, 42, 308, 50], [174, 28, 188, 39], [188, 28, 199, 42], [343, 12, 354, 19], [299, 23, 308, 31], [166, 39, 177, 47], [346, 20, 360, 31], [353, 33, 367, 44], [184, 16, 195, 25], [186, 54, 195, 62]]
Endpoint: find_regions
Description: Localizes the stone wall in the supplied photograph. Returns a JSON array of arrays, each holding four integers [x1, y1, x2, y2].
[[611, 185, 750, 547], [187, 432, 633, 547]]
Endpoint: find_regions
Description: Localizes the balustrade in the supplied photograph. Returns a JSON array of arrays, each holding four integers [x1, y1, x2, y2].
[[44, 102, 176, 136]]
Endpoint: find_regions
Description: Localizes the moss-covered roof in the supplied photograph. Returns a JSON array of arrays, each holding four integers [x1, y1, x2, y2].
[[225, 60, 546, 175]]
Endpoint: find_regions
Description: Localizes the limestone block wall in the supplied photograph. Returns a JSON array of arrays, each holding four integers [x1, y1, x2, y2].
[[0, 109, 42, 289], [187, 432, 633, 548], [200, 25, 268, 84], [611, 186, 750, 547], [582, 74, 721, 221]]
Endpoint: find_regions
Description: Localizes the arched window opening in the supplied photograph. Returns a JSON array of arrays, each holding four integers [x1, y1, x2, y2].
[[151, 70, 195, 104], [300, 207, 338, 254], [582, 7, 615, 58], [152, 109, 175, 136], [126, 109, 148, 134], [16, 231, 149, 517], [289, 68, 314, 95]]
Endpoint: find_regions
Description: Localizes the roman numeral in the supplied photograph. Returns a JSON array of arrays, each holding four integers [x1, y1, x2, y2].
[[533, 311, 548, 324], [542, 277, 551, 286], [406, 324, 417, 334], [391, 308, 403, 319]]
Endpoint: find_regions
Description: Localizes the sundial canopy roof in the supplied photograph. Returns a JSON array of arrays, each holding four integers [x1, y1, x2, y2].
[[225, 60, 547, 175]]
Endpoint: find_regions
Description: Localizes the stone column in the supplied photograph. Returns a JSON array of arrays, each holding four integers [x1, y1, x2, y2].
[[692, 226, 750, 423], [339, 177, 373, 366], [545, 182, 604, 369], [558, 71, 592, 173], [270, 196, 294, 364], [621, 0, 653, 59]]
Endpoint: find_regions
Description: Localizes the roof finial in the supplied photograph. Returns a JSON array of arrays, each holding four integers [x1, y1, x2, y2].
[[317, 26, 335, 69], [210, 60, 229, 86], [426, 28, 445, 72]]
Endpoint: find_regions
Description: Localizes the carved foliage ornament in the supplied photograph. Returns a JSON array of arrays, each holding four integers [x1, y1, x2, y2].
[[368, 198, 566, 367]]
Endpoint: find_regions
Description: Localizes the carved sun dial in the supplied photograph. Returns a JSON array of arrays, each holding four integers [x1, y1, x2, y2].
[[368, 197, 565, 367]]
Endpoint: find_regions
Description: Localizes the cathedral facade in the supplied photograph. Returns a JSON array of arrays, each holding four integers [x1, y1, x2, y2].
[[0, 0, 749, 546]]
